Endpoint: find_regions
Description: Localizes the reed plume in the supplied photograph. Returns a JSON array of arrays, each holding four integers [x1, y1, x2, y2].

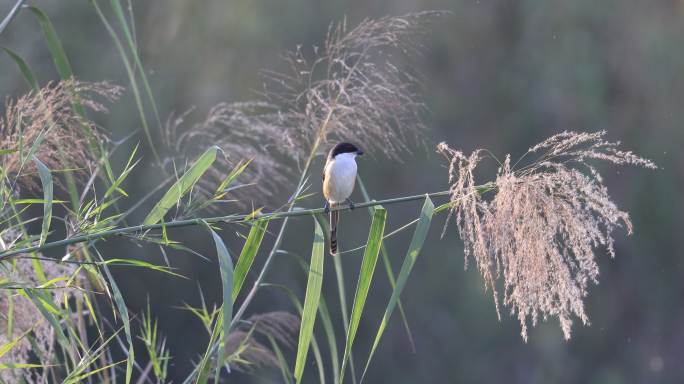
[[438, 131, 656, 340], [167, 12, 443, 206], [0, 241, 82, 383], [0, 80, 122, 191], [224, 311, 299, 372]]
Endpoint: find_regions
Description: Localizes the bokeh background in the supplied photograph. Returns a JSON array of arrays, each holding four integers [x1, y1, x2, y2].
[[1, 0, 682, 383]]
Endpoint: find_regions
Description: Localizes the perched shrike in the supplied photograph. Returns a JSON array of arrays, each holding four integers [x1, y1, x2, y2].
[[323, 142, 364, 254]]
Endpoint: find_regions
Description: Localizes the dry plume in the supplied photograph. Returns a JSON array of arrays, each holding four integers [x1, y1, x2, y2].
[[0, 80, 122, 191], [437, 131, 656, 340], [168, 12, 443, 206]]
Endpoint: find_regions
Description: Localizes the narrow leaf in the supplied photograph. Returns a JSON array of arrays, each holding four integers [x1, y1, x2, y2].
[[294, 219, 325, 382], [143, 146, 217, 225], [33, 157, 52, 246], [340, 206, 386, 383], [0, 329, 32, 359], [361, 197, 434, 381], [208, 228, 234, 381], [96, 251, 134, 384], [2, 47, 39, 91], [357, 176, 415, 351], [90, 0, 159, 162], [27, 6, 73, 79], [232, 219, 268, 301], [269, 335, 294, 384]]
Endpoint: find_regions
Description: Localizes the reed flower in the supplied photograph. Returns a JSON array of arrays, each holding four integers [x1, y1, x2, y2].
[[0, 242, 82, 383], [169, 12, 443, 205], [224, 311, 299, 372], [0, 80, 123, 190], [437, 131, 656, 340]]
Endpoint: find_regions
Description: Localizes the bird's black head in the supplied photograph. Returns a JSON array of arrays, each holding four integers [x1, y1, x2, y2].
[[329, 142, 364, 159]]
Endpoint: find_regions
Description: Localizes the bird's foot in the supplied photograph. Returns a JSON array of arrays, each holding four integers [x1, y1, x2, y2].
[[346, 198, 355, 210], [324, 201, 330, 214]]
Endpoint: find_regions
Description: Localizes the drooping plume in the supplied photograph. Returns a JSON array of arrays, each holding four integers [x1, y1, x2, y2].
[[437, 131, 656, 341], [169, 12, 445, 206]]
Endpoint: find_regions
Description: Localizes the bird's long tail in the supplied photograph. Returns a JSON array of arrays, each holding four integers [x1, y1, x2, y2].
[[330, 208, 339, 255]]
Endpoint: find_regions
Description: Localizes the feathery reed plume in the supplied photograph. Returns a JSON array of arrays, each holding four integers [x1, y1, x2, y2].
[[0, 236, 82, 382], [437, 131, 656, 341], [0, 80, 123, 190], [165, 103, 292, 204], [261, 11, 440, 161], [224, 311, 299, 372], [169, 12, 443, 206]]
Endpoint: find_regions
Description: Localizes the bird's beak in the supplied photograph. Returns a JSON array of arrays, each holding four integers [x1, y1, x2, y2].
[[356, 150, 364, 156]]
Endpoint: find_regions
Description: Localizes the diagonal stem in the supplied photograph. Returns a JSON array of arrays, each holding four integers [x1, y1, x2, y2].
[[0, 190, 461, 259]]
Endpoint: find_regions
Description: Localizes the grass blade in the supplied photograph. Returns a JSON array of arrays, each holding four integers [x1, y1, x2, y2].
[[0, 329, 32, 359], [340, 206, 386, 383], [357, 176, 415, 351], [316, 212, 358, 384], [108, 0, 163, 132], [143, 146, 217, 225], [95, 249, 134, 384], [269, 335, 294, 384], [207, 227, 233, 382], [232, 219, 268, 301], [2, 47, 39, 91], [27, 6, 73, 80], [361, 197, 434, 381], [280, 248, 340, 384], [261, 283, 326, 384], [90, 0, 160, 162], [294, 219, 325, 383], [195, 311, 223, 384], [33, 157, 52, 246]]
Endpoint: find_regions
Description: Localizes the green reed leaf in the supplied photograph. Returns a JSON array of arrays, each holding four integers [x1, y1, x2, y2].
[[294, 219, 325, 383], [340, 206, 386, 383], [33, 157, 52, 246], [143, 146, 217, 225], [232, 219, 269, 301], [207, 228, 233, 382], [2, 47, 39, 91], [357, 176, 415, 351], [27, 6, 73, 79], [361, 197, 434, 382]]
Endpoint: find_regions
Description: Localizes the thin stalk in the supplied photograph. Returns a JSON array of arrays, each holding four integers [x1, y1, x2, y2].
[[0, 0, 25, 35], [0, 190, 460, 259], [228, 103, 337, 330]]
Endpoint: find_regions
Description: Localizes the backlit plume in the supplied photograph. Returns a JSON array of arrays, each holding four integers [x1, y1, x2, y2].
[[437, 131, 656, 341]]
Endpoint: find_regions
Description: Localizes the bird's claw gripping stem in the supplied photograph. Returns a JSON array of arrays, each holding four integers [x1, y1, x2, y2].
[[346, 198, 355, 210]]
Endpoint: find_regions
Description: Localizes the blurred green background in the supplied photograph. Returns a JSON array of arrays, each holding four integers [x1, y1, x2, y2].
[[1, 0, 682, 383]]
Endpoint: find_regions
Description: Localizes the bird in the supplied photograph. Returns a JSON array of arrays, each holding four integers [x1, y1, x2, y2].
[[323, 142, 364, 254]]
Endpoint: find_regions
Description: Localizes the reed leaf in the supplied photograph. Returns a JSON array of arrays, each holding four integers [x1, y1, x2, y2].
[[143, 146, 217, 225], [340, 206, 386, 383], [294, 219, 325, 383], [361, 197, 434, 381], [232, 219, 268, 301], [27, 6, 73, 80], [95, 250, 134, 384], [33, 157, 52, 246], [357, 176, 415, 351], [1, 47, 39, 91], [208, 227, 233, 382]]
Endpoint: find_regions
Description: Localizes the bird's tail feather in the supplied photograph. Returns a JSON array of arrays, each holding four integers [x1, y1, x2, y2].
[[330, 208, 339, 255]]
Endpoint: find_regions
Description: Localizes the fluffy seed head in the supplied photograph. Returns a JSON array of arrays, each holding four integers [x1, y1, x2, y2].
[[437, 131, 655, 341], [0, 80, 122, 191], [168, 12, 444, 206]]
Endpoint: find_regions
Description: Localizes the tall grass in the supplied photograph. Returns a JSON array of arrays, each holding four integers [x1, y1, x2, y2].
[[0, 4, 654, 383]]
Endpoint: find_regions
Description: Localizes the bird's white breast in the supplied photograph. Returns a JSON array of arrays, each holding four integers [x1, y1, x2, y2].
[[324, 153, 358, 204]]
